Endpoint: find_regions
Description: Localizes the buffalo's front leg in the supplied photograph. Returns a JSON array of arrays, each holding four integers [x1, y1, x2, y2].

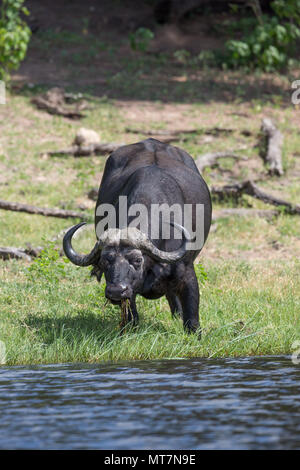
[[177, 266, 200, 335], [127, 296, 139, 326], [166, 292, 183, 318]]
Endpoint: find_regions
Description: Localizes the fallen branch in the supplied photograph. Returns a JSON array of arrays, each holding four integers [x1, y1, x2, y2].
[[196, 152, 246, 172], [0, 224, 94, 261], [260, 118, 284, 176], [31, 98, 84, 119], [212, 208, 278, 222], [31, 87, 87, 119], [125, 128, 197, 136], [125, 127, 233, 136], [0, 199, 88, 220], [0, 247, 32, 261], [44, 142, 123, 157], [211, 180, 300, 215]]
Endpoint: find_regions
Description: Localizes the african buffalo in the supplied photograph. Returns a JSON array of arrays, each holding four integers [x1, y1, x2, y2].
[[63, 138, 212, 333]]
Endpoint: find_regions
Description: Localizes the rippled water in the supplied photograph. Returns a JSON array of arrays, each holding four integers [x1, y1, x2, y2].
[[0, 356, 299, 449]]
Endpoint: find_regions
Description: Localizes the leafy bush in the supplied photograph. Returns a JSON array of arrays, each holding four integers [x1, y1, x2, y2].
[[129, 27, 154, 52], [272, 0, 300, 23], [224, 0, 300, 71], [25, 242, 69, 285], [0, 0, 31, 81]]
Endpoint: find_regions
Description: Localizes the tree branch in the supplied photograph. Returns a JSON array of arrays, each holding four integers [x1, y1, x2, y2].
[[211, 180, 300, 215], [196, 152, 246, 172], [0, 199, 88, 220], [43, 142, 124, 157], [260, 118, 284, 176]]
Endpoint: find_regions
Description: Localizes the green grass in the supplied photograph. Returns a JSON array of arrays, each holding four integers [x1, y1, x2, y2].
[[0, 255, 299, 365], [0, 89, 299, 364], [1, 11, 300, 365]]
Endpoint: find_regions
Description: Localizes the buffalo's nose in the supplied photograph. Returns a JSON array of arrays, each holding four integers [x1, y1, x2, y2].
[[105, 284, 128, 300]]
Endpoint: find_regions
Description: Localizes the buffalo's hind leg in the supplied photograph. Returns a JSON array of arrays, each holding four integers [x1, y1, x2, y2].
[[176, 266, 200, 337], [166, 292, 183, 319]]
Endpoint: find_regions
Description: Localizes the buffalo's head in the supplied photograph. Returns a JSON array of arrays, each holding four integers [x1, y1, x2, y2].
[[63, 223, 189, 303]]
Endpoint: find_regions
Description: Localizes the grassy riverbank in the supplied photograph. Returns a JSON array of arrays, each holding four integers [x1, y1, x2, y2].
[[1, 88, 299, 365], [1, 1, 300, 365], [1, 256, 299, 365]]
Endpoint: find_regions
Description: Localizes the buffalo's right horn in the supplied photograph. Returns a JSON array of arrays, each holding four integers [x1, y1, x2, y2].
[[63, 222, 104, 266]]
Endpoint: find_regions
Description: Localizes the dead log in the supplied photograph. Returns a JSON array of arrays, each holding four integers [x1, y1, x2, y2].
[[196, 152, 246, 172], [0, 224, 94, 261], [44, 142, 123, 157], [125, 127, 233, 136], [0, 199, 88, 220], [0, 247, 32, 261], [31, 87, 87, 119], [211, 180, 300, 215], [125, 128, 197, 136], [260, 118, 284, 176], [31, 99, 84, 119], [0, 244, 54, 261], [212, 208, 278, 221]]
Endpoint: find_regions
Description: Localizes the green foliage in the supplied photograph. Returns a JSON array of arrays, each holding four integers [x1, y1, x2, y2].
[[173, 49, 218, 69], [173, 49, 191, 64], [129, 27, 154, 52], [25, 242, 69, 285], [224, 1, 300, 71], [195, 263, 208, 286], [271, 0, 300, 23], [0, 0, 31, 81]]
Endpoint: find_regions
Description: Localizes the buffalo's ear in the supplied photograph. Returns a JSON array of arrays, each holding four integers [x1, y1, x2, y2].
[[90, 265, 103, 282]]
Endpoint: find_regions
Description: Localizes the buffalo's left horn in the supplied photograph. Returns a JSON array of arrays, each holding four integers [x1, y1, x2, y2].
[[63, 222, 104, 266], [134, 222, 190, 263]]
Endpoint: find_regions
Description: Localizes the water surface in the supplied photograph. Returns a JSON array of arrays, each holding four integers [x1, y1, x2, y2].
[[0, 356, 299, 449]]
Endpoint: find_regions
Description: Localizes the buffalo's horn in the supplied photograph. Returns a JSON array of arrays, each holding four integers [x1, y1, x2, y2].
[[133, 222, 190, 263], [63, 221, 190, 267], [63, 222, 105, 266]]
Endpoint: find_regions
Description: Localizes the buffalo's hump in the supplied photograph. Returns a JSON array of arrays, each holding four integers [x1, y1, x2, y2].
[[95, 138, 212, 251]]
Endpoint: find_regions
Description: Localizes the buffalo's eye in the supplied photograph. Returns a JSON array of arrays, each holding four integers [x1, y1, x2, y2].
[[102, 253, 115, 264], [130, 257, 143, 268]]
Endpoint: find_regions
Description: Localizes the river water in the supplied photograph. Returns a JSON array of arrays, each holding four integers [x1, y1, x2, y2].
[[0, 356, 299, 449]]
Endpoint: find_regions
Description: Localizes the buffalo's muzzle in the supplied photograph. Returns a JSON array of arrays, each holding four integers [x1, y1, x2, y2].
[[105, 284, 131, 301]]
